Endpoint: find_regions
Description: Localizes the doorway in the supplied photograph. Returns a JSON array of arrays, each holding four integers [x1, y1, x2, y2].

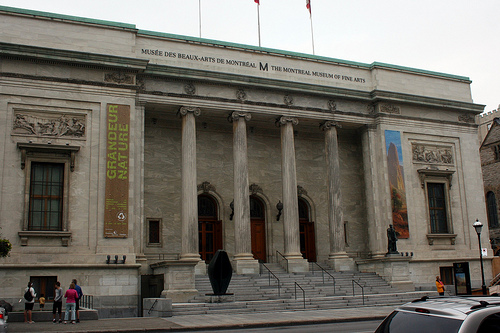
[[140, 274, 164, 316], [299, 197, 317, 262], [250, 195, 267, 262], [198, 194, 222, 263]]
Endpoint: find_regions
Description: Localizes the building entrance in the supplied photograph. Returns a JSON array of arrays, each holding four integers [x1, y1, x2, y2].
[[299, 198, 316, 262], [198, 195, 222, 263], [250, 196, 267, 262]]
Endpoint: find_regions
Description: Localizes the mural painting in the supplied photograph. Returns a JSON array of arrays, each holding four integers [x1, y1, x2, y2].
[[385, 130, 409, 238]]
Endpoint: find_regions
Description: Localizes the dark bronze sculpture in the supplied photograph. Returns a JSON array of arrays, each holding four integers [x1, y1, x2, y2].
[[387, 224, 399, 255], [207, 250, 233, 295]]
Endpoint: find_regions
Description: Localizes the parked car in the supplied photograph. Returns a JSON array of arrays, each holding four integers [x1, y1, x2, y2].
[[375, 296, 500, 333]]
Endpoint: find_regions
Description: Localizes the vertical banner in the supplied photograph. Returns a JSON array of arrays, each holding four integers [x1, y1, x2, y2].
[[385, 130, 409, 238], [104, 104, 130, 238]]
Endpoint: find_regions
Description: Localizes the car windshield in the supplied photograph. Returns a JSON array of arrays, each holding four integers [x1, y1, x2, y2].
[[375, 310, 463, 333]]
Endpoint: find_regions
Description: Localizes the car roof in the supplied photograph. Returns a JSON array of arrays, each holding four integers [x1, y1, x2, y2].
[[396, 296, 500, 320]]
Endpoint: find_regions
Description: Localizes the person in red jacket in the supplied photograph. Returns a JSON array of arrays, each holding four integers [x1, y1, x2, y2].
[[63, 283, 78, 324]]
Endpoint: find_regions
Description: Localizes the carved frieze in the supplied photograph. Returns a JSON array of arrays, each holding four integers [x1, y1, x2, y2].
[[104, 72, 134, 84], [412, 143, 454, 165], [380, 103, 401, 115], [12, 113, 86, 138], [236, 89, 247, 101], [184, 83, 196, 95], [327, 100, 337, 112], [283, 94, 293, 106], [458, 113, 475, 124]]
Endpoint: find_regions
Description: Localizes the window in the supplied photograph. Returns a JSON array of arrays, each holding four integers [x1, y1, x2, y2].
[[418, 169, 456, 245], [17, 143, 78, 246], [440, 266, 454, 285], [495, 145, 500, 161], [147, 219, 161, 246], [428, 183, 448, 233], [29, 162, 64, 231], [31, 276, 57, 301], [486, 192, 499, 229]]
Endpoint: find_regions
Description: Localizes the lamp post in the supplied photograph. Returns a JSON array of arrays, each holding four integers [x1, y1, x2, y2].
[[472, 219, 487, 295]]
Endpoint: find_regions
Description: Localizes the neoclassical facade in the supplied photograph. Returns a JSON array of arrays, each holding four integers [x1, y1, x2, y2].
[[0, 6, 491, 317]]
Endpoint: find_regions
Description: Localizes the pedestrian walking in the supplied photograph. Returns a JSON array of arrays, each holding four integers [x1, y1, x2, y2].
[[436, 276, 445, 296]]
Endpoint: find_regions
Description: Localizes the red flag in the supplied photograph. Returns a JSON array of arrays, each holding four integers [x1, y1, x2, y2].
[[306, 0, 311, 14], [255, 0, 259, 4]]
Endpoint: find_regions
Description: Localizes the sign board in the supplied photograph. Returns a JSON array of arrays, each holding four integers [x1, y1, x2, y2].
[[104, 104, 130, 238]]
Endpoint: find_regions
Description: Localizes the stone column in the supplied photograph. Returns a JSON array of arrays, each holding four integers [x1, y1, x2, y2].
[[178, 106, 201, 261], [230, 112, 259, 274], [321, 121, 356, 271], [277, 116, 308, 272], [361, 124, 387, 259]]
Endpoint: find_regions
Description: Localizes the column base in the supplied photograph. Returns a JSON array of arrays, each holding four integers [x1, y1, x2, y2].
[[232, 254, 260, 274], [328, 252, 357, 271]]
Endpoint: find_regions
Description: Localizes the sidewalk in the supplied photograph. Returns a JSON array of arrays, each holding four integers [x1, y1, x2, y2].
[[5, 305, 395, 332]]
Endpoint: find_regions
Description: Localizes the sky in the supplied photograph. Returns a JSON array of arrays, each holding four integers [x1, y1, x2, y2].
[[1, 0, 499, 113]]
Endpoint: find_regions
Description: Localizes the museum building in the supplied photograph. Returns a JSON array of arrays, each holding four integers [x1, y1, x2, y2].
[[0, 6, 491, 317]]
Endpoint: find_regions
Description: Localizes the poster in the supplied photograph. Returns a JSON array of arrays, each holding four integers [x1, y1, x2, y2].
[[104, 104, 130, 238]]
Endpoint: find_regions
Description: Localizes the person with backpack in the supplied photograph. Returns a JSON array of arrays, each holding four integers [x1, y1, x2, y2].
[[23, 281, 36, 324]]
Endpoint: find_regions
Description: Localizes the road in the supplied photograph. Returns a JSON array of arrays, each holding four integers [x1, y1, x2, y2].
[[194, 319, 381, 333]]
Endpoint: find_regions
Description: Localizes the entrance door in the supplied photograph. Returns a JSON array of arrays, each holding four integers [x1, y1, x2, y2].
[[198, 195, 222, 263], [250, 196, 267, 262], [140, 274, 164, 316], [299, 198, 317, 262]]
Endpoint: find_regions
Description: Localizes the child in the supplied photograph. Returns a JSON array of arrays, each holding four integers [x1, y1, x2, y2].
[[39, 294, 45, 311]]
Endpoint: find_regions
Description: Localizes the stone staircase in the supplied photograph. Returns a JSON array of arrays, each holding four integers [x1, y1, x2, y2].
[[171, 262, 432, 316]]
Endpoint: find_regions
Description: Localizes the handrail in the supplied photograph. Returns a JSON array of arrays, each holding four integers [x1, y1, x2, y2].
[[260, 263, 281, 297], [276, 250, 289, 272], [81, 295, 94, 309], [294, 282, 306, 309], [352, 280, 365, 305], [147, 299, 158, 315], [311, 262, 336, 294]]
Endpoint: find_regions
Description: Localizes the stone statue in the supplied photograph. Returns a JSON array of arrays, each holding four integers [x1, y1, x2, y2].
[[387, 224, 399, 255]]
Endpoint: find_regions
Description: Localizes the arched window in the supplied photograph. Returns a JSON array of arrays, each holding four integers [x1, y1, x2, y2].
[[487, 191, 499, 229]]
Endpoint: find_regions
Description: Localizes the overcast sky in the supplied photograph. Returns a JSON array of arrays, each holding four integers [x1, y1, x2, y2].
[[1, 0, 498, 113]]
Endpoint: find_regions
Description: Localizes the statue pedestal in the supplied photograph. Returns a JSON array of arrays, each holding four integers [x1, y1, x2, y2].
[[205, 294, 235, 303], [357, 256, 414, 292], [151, 259, 199, 303]]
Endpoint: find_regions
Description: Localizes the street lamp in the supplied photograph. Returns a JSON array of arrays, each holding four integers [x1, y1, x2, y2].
[[472, 219, 487, 295]]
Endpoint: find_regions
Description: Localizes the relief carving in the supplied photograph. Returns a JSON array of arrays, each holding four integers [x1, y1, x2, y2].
[[236, 89, 247, 101], [198, 181, 216, 193], [380, 104, 401, 114], [458, 113, 475, 123], [327, 100, 337, 112], [284, 95, 293, 106], [412, 143, 454, 165], [104, 72, 134, 84], [184, 83, 196, 95], [13, 113, 86, 138]]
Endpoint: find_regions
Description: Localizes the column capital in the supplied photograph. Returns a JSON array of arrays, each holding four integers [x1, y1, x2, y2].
[[320, 120, 342, 131], [228, 112, 251, 123], [177, 106, 201, 117], [276, 116, 299, 127]]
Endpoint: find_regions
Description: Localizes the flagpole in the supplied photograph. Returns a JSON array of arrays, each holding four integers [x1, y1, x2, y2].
[[309, 6, 315, 55], [199, 0, 202, 38], [257, 3, 261, 47]]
